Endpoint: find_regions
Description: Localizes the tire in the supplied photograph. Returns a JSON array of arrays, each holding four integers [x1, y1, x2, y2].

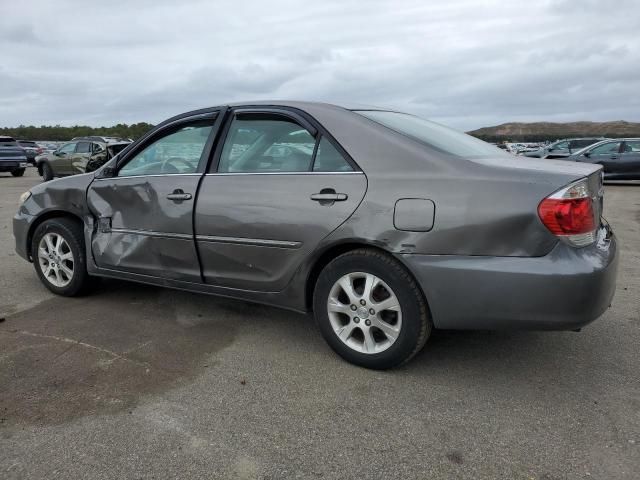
[[11, 169, 25, 177], [313, 248, 431, 369], [31, 218, 93, 297], [41, 162, 54, 181]]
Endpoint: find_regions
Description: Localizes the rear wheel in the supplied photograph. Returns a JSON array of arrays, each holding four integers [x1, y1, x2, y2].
[[11, 169, 25, 177], [31, 218, 93, 296], [313, 248, 431, 369], [41, 162, 54, 181]]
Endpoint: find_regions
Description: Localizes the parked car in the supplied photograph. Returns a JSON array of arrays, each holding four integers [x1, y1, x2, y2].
[[569, 138, 640, 180], [0, 136, 29, 176], [17, 140, 42, 166], [71, 136, 133, 143], [13, 102, 618, 369], [524, 138, 604, 159], [36, 138, 132, 181]]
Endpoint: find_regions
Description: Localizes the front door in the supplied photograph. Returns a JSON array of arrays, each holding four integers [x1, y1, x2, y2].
[[70, 141, 92, 174], [588, 140, 623, 173], [51, 142, 76, 175], [619, 140, 640, 178], [87, 114, 219, 282], [195, 109, 367, 292]]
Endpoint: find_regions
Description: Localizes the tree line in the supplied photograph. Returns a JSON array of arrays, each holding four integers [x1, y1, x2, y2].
[[0, 123, 155, 141]]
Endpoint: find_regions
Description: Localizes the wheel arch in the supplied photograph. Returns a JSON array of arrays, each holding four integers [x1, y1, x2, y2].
[[304, 240, 428, 312], [26, 210, 84, 260]]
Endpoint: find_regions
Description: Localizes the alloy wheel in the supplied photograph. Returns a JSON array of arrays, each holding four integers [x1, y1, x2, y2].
[[38, 233, 74, 287], [327, 272, 402, 354]]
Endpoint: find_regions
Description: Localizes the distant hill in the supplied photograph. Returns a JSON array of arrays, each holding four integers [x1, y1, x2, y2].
[[467, 121, 640, 142]]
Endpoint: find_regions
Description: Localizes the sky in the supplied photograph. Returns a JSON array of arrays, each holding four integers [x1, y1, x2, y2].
[[1, 0, 639, 131]]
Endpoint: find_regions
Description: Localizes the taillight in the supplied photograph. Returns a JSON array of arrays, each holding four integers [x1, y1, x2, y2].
[[538, 178, 598, 247]]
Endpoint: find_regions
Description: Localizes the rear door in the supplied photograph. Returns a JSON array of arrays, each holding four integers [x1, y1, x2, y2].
[[195, 108, 367, 292], [70, 141, 92, 174], [87, 112, 221, 282], [619, 140, 640, 178], [586, 140, 623, 173]]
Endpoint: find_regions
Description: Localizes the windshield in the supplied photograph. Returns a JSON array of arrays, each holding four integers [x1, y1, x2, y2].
[[356, 110, 508, 158]]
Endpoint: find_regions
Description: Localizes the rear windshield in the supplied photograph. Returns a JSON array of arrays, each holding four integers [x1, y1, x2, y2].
[[0, 138, 18, 146], [18, 141, 37, 147], [356, 110, 507, 158]]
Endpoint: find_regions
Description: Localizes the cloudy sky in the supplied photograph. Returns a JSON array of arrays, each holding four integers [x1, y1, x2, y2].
[[2, 0, 639, 131]]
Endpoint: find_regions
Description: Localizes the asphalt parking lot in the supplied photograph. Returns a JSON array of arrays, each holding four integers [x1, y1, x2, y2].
[[0, 168, 638, 479]]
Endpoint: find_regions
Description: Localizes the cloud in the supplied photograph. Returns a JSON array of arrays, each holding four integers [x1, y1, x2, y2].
[[1, 0, 639, 130]]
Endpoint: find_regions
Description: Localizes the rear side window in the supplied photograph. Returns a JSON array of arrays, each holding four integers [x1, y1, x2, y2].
[[218, 113, 316, 173], [623, 141, 640, 152], [356, 110, 507, 158], [574, 139, 598, 149], [76, 142, 91, 153]]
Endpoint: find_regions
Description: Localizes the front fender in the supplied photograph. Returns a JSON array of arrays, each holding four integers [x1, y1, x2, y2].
[[14, 173, 95, 260]]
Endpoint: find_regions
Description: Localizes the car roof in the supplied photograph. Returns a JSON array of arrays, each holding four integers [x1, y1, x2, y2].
[[156, 101, 401, 133]]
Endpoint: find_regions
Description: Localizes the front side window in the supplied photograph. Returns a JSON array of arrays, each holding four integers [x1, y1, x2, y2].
[[58, 143, 77, 154], [356, 110, 508, 158], [218, 113, 316, 173], [590, 141, 621, 155], [118, 121, 213, 177], [623, 140, 640, 153]]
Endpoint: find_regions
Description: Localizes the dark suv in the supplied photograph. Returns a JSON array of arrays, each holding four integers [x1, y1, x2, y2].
[[0, 136, 29, 176], [524, 138, 605, 159], [37, 138, 131, 181]]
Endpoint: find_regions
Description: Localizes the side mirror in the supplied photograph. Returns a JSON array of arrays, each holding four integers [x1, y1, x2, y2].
[[583, 152, 591, 158], [95, 165, 116, 178]]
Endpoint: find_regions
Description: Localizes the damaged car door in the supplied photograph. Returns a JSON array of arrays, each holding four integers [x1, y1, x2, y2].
[[87, 113, 219, 282]]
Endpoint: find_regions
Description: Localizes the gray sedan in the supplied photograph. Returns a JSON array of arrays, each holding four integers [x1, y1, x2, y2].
[[13, 102, 618, 369]]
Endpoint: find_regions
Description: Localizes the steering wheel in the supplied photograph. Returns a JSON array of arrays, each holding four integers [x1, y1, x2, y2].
[[161, 157, 194, 174]]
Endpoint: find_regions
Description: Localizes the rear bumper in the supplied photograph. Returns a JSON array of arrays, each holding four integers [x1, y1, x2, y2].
[[400, 222, 618, 330], [0, 161, 28, 171]]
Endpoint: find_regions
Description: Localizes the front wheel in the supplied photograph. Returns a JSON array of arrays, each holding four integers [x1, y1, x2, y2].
[[41, 162, 54, 181], [31, 218, 93, 296], [313, 249, 431, 369], [11, 168, 25, 177]]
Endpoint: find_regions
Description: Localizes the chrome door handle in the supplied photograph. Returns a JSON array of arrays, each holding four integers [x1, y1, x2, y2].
[[167, 189, 192, 201], [310, 193, 348, 202]]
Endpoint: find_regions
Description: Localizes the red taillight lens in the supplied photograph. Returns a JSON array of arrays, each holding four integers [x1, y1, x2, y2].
[[538, 178, 598, 247], [538, 197, 595, 235]]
